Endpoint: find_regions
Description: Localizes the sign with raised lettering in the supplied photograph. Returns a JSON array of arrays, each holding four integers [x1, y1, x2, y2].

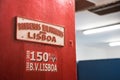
[[16, 17, 64, 46]]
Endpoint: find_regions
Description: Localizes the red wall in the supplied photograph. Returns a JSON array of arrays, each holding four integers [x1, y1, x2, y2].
[[0, 0, 77, 80]]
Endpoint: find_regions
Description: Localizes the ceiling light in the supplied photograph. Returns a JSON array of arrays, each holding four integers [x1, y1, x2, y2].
[[109, 41, 120, 47], [83, 23, 120, 35]]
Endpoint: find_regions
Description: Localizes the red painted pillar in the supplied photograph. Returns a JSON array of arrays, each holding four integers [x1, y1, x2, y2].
[[0, 0, 77, 80]]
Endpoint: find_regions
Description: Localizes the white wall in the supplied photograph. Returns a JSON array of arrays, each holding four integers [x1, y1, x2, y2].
[[105, 47, 120, 59], [76, 39, 120, 61], [76, 45, 106, 61], [75, 10, 120, 61]]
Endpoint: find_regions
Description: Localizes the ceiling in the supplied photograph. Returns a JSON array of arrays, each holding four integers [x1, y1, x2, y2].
[[75, 0, 120, 47], [87, 0, 119, 6]]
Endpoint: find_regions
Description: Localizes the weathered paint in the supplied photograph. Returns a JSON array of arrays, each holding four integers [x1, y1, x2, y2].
[[0, 0, 77, 80]]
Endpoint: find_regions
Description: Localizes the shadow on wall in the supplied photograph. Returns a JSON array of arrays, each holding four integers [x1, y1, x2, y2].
[[77, 59, 120, 80]]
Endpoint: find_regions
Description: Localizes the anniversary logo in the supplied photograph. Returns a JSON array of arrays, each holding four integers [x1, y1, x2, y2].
[[26, 50, 57, 72], [16, 17, 64, 46]]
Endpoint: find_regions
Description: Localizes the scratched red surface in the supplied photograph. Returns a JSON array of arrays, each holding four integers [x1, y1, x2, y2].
[[0, 0, 77, 80]]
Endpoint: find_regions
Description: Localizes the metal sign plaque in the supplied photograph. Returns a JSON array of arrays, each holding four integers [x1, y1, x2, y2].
[[16, 17, 64, 46]]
